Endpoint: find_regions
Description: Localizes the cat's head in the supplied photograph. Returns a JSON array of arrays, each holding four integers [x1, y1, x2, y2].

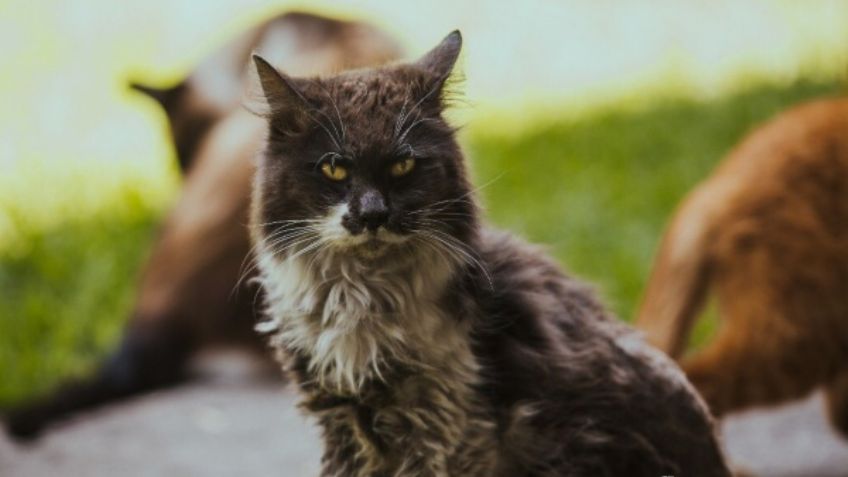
[[251, 31, 477, 263]]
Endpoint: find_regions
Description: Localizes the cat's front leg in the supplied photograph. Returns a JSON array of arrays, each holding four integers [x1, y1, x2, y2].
[[315, 405, 385, 477], [314, 395, 460, 477], [372, 376, 488, 477], [375, 405, 453, 477]]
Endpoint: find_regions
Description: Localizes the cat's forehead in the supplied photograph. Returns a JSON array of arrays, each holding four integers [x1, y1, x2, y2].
[[311, 67, 438, 157], [329, 70, 418, 121]]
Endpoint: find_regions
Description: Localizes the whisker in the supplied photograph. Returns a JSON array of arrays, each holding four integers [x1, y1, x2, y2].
[[397, 116, 435, 146], [233, 227, 319, 297], [313, 107, 344, 149], [255, 219, 324, 226], [393, 98, 410, 138], [416, 172, 505, 213], [416, 227, 493, 290], [320, 83, 347, 145], [303, 109, 343, 152], [271, 234, 322, 257], [233, 226, 302, 298], [399, 75, 447, 131], [288, 236, 330, 262], [264, 230, 318, 251]]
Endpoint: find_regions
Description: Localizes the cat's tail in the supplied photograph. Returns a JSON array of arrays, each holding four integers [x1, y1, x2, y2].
[[2, 322, 193, 442], [635, 185, 718, 359]]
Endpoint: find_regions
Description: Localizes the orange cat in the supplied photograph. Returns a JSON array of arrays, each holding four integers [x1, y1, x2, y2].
[[637, 97, 848, 437]]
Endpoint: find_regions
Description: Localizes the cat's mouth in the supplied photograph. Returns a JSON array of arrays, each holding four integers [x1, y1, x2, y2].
[[349, 229, 409, 258], [362, 237, 385, 251]]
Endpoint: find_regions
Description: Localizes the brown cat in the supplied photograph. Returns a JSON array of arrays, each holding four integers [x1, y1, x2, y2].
[[132, 11, 402, 172], [636, 97, 848, 437], [3, 11, 401, 440]]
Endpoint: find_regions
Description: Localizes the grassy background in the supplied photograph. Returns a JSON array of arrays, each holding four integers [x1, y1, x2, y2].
[[1, 76, 842, 407], [471, 78, 844, 319]]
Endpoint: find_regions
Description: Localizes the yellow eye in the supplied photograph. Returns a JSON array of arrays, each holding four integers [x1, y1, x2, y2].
[[390, 158, 415, 177], [321, 162, 348, 181]]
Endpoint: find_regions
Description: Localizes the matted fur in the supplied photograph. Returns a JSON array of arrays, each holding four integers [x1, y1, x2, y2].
[[252, 31, 730, 476], [637, 97, 848, 437]]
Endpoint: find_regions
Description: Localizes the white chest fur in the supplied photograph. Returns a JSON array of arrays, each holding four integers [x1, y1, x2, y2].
[[255, 242, 475, 394]]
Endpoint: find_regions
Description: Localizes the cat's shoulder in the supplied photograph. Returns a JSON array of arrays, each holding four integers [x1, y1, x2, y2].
[[476, 227, 608, 316], [477, 227, 568, 281]]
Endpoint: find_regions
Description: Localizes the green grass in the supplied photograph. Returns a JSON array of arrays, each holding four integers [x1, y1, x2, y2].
[[470, 78, 842, 318], [0, 192, 159, 406], [0, 77, 842, 406]]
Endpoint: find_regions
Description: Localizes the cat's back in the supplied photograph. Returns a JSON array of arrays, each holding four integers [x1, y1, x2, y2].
[[715, 97, 848, 184], [681, 98, 848, 256], [472, 228, 730, 476]]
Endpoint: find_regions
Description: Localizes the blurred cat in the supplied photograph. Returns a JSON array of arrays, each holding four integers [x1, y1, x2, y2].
[[636, 97, 848, 438], [132, 11, 402, 172], [3, 11, 401, 441]]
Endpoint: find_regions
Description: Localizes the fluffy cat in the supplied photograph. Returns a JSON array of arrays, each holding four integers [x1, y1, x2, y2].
[[637, 97, 848, 437], [251, 31, 730, 476]]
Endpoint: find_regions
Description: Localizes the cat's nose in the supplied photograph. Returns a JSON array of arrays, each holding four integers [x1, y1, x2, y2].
[[359, 190, 388, 232]]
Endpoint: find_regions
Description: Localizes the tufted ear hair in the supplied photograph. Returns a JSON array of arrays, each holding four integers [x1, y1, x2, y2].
[[252, 54, 310, 132], [414, 30, 462, 81]]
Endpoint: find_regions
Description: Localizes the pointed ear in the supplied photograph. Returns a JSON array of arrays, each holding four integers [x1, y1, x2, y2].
[[415, 30, 462, 80], [129, 81, 183, 111], [252, 54, 309, 123]]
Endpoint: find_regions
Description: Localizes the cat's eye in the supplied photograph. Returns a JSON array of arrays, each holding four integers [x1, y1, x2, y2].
[[321, 162, 348, 181], [390, 158, 416, 177]]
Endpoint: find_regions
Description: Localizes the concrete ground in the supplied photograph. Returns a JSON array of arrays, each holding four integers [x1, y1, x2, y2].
[[2, 364, 848, 477]]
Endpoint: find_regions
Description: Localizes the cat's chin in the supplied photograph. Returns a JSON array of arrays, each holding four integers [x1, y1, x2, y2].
[[349, 234, 412, 260], [353, 238, 392, 259], [330, 228, 411, 259]]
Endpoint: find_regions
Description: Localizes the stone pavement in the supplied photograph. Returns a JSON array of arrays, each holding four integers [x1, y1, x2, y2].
[[2, 373, 848, 476]]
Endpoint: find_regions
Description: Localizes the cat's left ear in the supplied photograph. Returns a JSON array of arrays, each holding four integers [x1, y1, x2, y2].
[[414, 30, 462, 82]]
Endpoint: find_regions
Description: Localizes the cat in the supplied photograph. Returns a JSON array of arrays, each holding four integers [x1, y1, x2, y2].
[[3, 11, 401, 441], [636, 97, 848, 438], [131, 11, 402, 172], [250, 30, 731, 476]]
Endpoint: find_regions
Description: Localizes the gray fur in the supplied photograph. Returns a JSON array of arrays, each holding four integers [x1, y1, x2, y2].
[[250, 31, 731, 477]]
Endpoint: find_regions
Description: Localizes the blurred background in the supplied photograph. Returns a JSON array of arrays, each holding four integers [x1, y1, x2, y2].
[[1, 0, 848, 474]]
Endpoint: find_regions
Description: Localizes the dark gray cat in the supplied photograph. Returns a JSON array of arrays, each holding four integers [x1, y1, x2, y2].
[[250, 31, 731, 477]]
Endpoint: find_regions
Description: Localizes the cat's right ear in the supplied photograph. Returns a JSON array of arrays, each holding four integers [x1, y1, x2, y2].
[[251, 54, 309, 131]]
